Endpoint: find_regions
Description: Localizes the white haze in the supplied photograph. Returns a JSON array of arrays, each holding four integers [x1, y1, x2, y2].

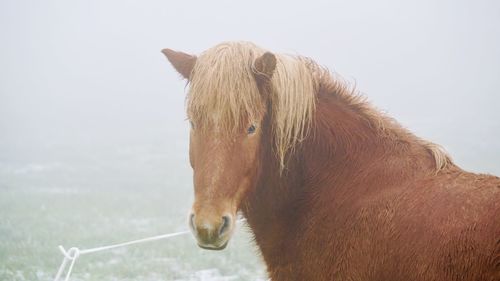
[[1, 0, 499, 173], [0, 1, 499, 280]]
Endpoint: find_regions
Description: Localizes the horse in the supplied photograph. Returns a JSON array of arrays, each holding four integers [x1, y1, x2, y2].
[[161, 41, 500, 281]]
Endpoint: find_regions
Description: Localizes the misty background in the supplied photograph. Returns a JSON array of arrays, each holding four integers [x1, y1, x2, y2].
[[0, 1, 499, 280]]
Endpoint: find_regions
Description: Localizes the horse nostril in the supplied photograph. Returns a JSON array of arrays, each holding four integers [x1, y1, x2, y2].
[[189, 213, 196, 230], [219, 215, 231, 235]]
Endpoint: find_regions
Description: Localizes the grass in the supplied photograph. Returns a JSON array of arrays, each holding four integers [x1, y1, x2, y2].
[[0, 143, 267, 281]]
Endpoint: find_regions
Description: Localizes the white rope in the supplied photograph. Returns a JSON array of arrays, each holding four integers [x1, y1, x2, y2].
[[53, 218, 246, 281], [53, 230, 190, 281]]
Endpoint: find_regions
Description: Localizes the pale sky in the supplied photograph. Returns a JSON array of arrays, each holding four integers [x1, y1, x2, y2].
[[1, 0, 499, 174]]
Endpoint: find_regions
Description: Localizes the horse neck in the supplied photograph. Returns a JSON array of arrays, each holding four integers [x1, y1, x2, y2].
[[304, 83, 441, 187], [241, 81, 442, 264]]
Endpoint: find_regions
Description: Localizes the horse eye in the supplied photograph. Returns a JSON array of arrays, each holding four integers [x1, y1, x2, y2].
[[247, 124, 256, 134]]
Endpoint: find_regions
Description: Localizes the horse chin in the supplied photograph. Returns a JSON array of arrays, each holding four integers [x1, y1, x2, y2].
[[197, 241, 229, 251]]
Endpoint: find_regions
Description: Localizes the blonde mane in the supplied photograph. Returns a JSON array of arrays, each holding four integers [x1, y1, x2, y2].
[[188, 42, 317, 170], [187, 41, 451, 172]]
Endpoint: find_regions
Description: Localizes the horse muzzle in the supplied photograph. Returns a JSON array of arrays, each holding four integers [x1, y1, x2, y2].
[[189, 212, 234, 250]]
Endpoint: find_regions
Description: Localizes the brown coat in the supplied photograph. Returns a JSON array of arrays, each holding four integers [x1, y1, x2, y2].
[[243, 84, 500, 281]]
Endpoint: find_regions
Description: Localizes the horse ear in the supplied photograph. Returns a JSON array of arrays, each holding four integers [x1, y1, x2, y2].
[[161, 48, 197, 79], [253, 52, 277, 80]]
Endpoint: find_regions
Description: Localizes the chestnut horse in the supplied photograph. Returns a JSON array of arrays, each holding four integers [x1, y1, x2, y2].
[[162, 42, 499, 281]]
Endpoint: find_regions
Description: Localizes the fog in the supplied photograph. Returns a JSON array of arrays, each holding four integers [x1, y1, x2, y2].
[[1, 0, 499, 172], [0, 0, 499, 280]]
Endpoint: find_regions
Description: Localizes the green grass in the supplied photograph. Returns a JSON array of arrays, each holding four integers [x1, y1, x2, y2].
[[0, 144, 267, 281]]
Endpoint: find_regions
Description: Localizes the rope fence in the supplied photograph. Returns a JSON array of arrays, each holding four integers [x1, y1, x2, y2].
[[53, 218, 246, 281], [53, 231, 190, 281]]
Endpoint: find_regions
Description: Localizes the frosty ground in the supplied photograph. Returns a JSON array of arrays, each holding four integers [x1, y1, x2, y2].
[[0, 143, 267, 281]]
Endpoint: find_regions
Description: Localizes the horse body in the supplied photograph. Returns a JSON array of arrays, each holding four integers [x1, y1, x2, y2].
[[243, 89, 500, 280], [243, 86, 500, 281], [162, 42, 500, 280]]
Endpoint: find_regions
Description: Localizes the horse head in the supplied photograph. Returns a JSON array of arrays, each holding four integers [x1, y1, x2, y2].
[[162, 43, 277, 250]]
